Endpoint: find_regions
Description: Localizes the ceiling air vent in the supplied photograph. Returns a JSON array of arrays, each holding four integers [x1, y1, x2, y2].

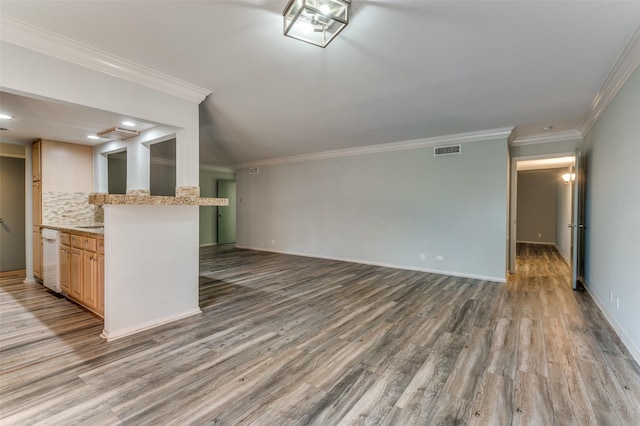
[[97, 126, 140, 141], [434, 144, 461, 157]]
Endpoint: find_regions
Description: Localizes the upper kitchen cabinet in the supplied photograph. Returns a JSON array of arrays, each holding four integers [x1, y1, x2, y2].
[[31, 140, 41, 181], [38, 139, 93, 193]]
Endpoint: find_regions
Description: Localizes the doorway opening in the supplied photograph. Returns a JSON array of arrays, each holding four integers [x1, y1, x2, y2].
[[0, 156, 26, 273], [217, 180, 236, 245], [509, 154, 578, 285], [107, 150, 127, 195]]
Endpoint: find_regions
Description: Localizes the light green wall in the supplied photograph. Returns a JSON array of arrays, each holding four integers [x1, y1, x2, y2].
[[583, 66, 640, 361], [199, 168, 236, 246], [237, 138, 509, 281]]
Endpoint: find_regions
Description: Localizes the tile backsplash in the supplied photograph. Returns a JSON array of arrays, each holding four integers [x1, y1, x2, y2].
[[43, 192, 104, 224]]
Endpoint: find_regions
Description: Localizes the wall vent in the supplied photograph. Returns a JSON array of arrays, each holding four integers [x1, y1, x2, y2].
[[97, 126, 140, 141], [249, 167, 259, 175], [434, 144, 461, 156]]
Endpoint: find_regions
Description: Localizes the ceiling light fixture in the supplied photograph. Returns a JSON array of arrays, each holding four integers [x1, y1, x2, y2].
[[87, 135, 100, 140], [0, 113, 14, 120], [122, 121, 136, 126], [283, 0, 350, 48]]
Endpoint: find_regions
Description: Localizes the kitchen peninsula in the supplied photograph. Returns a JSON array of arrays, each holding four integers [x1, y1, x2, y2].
[[89, 193, 228, 341]]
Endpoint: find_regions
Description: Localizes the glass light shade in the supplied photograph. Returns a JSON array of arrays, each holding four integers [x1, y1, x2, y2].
[[283, 0, 350, 48]]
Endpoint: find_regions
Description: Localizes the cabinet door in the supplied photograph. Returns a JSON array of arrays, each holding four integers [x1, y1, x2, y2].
[[59, 246, 70, 294], [97, 254, 104, 316], [32, 141, 41, 181], [33, 229, 42, 280], [69, 248, 82, 300], [83, 251, 98, 311], [32, 181, 42, 227]]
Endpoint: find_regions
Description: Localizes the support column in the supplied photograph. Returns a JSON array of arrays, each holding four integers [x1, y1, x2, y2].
[[175, 109, 200, 198]]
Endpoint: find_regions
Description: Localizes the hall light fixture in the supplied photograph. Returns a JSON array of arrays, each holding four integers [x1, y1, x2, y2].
[[283, 0, 350, 48], [562, 172, 576, 183]]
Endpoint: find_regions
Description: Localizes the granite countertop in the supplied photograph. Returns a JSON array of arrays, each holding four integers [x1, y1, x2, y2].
[[41, 223, 104, 236], [88, 193, 228, 206]]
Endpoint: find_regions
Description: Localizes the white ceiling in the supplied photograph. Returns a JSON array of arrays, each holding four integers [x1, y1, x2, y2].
[[1, 1, 639, 167]]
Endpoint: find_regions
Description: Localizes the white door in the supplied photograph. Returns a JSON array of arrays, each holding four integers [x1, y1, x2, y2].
[[570, 149, 585, 290]]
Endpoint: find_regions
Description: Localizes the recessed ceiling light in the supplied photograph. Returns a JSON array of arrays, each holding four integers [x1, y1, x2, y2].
[[122, 121, 135, 127], [541, 125, 553, 131], [87, 135, 100, 140], [0, 113, 14, 120]]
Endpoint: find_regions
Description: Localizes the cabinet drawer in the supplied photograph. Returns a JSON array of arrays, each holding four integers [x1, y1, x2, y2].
[[97, 238, 104, 255], [70, 234, 82, 249], [60, 232, 70, 246], [83, 236, 97, 252]]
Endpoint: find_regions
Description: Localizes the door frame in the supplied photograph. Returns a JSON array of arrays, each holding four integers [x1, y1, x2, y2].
[[509, 152, 576, 274], [0, 144, 33, 282]]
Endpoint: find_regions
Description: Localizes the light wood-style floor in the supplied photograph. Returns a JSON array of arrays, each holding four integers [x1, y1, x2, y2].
[[1, 244, 639, 425]]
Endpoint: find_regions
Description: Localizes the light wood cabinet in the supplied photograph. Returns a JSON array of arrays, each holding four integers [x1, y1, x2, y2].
[[97, 253, 104, 315], [82, 249, 99, 311], [32, 140, 41, 182], [32, 179, 42, 280], [33, 227, 42, 280], [69, 247, 82, 300], [32, 181, 42, 226], [62, 231, 104, 318], [59, 243, 70, 295]]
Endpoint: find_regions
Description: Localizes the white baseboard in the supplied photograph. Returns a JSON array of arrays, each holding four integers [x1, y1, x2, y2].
[[23, 278, 37, 284], [101, 308, 202, 342], [582, 279, 640, 365], [555, 244, 571, 265], [234, 245, 506, 283], [199, 243, 217, 247]]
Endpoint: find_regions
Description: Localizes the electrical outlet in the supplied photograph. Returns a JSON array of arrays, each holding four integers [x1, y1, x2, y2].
[[436, 255, 444, 261], [271, 239, 275, 246], [538, 233, 542, 238], [420, 253, 426, 261]]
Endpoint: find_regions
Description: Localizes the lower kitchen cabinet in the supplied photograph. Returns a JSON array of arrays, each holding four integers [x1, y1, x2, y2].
[[33, 227, 42, 281], [59, 244, 70, 294], [59, 230, 104, 318], [69, 247, 83, 300], [82, 250, 99, 312]]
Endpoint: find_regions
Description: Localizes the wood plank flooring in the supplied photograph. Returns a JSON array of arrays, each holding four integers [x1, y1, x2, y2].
[[1, 244, 639, 425]]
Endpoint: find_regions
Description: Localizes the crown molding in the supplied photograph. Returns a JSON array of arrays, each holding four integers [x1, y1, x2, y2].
[[511, 129, 583, 146], [580, 24, 640, 136], [235, 127, 514, 168], [0, 15, 211, 103]]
